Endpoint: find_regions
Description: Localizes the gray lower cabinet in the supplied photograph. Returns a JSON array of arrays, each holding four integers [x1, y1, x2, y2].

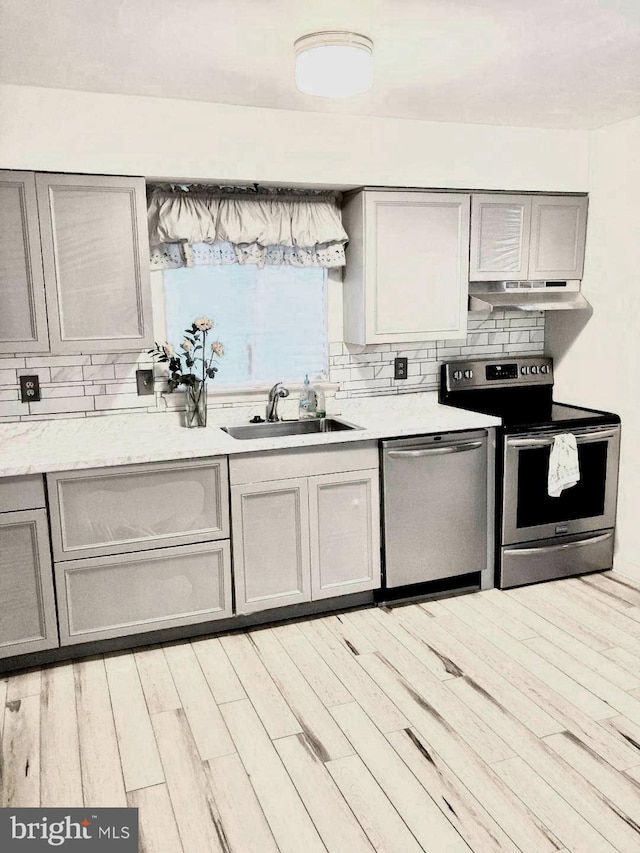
[[231, 446, 381, 615], [47, 457, 229, 561], [232, 478, 311, 614], [54, 540, 232, 644], [0, 508, 59, 658], [309, 469, 380, 600]]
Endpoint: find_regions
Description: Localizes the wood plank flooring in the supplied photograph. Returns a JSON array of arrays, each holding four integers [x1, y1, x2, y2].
[[2, 571, 640, 852]]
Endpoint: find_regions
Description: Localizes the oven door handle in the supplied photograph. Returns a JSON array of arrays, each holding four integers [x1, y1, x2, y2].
[[504, 531, 613, 556], [386, 441, 484, 458], [507, 429, 618, 448]]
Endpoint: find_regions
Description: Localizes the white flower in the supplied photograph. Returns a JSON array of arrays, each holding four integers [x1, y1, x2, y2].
[[194, 316, 214, 331], [180, 339, 194, 352], [210, 340, 225, 357], [162, 343, 174, 357]]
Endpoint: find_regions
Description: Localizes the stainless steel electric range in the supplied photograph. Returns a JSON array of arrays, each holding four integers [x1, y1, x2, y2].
[[440, 356, 621, 589]]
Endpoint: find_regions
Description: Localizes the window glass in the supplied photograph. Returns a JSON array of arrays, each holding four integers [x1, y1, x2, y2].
[[162, 264, 328, 386]]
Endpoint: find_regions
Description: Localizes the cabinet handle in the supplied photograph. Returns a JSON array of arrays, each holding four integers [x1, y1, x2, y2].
[[387, 441, 484, 458], [504, 531, 613, 556], [507, 429, 618, 449]]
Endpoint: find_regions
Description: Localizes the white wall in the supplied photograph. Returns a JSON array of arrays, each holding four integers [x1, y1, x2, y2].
[[0, 84, 589, 191], [547, 114, 640, 580]]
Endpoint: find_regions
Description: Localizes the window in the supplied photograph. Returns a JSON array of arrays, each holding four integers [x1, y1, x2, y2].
[[161, 264, 328, 387]]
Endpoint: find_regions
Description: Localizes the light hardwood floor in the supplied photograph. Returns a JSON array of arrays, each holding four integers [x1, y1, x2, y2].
[[2, 571, 640, 852]]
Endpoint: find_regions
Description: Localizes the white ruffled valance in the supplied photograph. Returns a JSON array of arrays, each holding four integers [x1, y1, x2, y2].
[[148, 186, 348, 270]]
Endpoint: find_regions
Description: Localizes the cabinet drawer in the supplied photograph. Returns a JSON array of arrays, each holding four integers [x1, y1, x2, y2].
[[230, 442, 378, 485], [0, 475, 46, 512], [47, 458, 229, 560], [55, 540, 232, 644]]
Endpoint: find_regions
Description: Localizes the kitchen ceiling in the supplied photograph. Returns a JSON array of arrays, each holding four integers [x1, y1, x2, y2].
[[1, 0, 639, 131]]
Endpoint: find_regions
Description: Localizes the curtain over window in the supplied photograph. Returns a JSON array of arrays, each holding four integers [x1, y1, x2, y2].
[[148, 185, 348, 271]]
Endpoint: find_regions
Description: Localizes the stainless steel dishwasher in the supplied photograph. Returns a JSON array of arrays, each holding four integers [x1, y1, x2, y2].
[[381, 430, 489, 590]]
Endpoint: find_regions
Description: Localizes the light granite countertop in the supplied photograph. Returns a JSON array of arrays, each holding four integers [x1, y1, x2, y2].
[[0, 392, 500, 477]]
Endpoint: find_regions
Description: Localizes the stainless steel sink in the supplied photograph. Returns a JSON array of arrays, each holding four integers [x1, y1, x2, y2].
[[221, 417, 361, 439]]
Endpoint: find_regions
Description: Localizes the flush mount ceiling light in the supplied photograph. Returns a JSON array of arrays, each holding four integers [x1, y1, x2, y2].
[[294, 31, 374, 98]]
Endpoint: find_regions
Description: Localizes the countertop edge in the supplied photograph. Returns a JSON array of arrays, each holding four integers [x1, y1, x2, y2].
[[0, 403, 501, 478]]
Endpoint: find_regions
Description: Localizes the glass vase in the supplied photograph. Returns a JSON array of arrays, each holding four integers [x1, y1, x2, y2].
[[185, 381, 207, 428]]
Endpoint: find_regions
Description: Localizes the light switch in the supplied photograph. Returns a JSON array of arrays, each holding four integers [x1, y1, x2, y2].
[[136, 369, 155, 396]]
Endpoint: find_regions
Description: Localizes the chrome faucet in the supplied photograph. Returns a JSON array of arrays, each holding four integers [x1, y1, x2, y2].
[[266, 382, 289, 422]]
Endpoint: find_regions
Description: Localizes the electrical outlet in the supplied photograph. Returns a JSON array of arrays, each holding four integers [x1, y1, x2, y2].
[[19, 375, 41, 402], [136, 369, 155, 396], [394, 357, 408, 380]]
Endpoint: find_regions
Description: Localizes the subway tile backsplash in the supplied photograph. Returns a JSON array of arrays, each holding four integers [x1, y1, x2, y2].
[[0, 311, 545, 421], [330, 311, 545, 399]]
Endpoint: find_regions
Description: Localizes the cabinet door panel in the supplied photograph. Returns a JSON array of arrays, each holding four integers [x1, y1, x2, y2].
[[48, 458, 229, 560], [528, 196, 588, 279], [366, 192, 470, 342], [232, 479, 311, 614], [0, 509, 59, 658], [36, 173, 152, 353], [55, 541, 231, 644], [0, 171, 49, 352], [309, 469, 380, 600], [470, 194, 531, 281]]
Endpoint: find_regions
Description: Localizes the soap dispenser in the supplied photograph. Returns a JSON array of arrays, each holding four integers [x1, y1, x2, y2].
[[313, 381, 326, 418], [299, 374, 316, 419]]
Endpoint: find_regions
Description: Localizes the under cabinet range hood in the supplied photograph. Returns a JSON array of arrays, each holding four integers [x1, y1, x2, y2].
[[468, 281, 591, 312]]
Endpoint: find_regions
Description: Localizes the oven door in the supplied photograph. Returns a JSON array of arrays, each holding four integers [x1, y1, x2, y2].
[[502, 425, 620, 545]]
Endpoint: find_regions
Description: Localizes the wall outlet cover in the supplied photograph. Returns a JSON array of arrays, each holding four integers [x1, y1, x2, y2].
[[394, 357, 408, 380], [136, 369, 155, 396], [19, 374, 41, 402]]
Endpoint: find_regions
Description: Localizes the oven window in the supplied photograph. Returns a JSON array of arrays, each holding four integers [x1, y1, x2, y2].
[[516, 442, 608, 528]]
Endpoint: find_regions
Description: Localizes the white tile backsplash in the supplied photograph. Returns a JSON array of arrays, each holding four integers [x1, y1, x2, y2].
[[328, 312, 546, 398], [0, 311, 546, 421], [49, 366, 84, 383], [83, 364, 116, 381], [0, 369, 18, 386]]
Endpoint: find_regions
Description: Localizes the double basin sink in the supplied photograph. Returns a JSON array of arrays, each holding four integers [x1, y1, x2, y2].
[[222, 417, 360, 440]]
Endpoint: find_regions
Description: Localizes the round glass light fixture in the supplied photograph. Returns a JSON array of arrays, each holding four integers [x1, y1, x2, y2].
[[294, 31, 374, 98]]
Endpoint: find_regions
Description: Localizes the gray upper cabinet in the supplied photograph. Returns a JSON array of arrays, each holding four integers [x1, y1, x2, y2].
[[470, 193, 588, 281], [0, 170, 49, 353], [342, 190, 471, 344], [0, 508, 59, 659], [528, 196, 588, 280], [36, 173, 153, 353], [469, 195, 531, 281]]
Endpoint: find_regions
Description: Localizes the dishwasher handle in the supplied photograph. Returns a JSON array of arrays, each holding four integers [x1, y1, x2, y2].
[[386, 440, 484, 458]]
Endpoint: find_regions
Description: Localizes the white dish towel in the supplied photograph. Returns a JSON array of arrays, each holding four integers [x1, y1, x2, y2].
[[548, 432, 580, 497]]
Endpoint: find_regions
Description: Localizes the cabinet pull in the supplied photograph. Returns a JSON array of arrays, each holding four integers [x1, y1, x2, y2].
[[507, 429, 618, 449], [504, 531, 613, 556], [387, 441, 484, 458]]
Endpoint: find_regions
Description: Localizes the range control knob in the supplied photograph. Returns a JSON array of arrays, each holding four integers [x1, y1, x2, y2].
[[530, 365, 539, 374], [453, 370, 463, 380], [463, 369, 473, 380], [540, 364, 550, 374], [520, 366, 529, 375]]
